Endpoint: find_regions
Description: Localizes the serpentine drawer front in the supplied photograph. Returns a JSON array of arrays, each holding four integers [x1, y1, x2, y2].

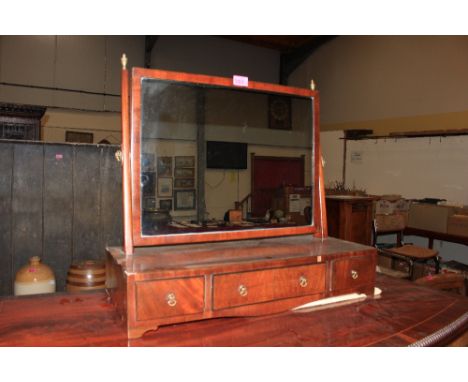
[[212, 264, 326, 310], [136, 277, 205, 321], [332, 256, 375, 291]]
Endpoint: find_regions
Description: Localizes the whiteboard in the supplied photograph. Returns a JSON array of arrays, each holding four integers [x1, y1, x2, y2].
[[321, 130, 344, 186], [345, 135, 468, 205]]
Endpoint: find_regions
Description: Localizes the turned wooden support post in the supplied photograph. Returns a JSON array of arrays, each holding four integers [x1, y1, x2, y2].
[[121, 54, 134, 255], [311, 80, 327, 238]]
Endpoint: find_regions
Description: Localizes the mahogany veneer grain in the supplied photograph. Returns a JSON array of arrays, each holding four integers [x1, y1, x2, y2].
[[107, 236, 377, 338], [0, 275, 467, 346]]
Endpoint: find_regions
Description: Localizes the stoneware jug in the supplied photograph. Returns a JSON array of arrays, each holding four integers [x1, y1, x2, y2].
[[66, 260, 106, 292], [14, 256, 56, 296]]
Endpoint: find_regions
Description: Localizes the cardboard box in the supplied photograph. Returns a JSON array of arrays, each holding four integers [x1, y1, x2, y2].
[[374, 196, 411, 215], [393, 259, 410, 274], [394, 199, 412, 212], [375, 213, 406, 231], [407, 203, 457, 233], [412, 262, 436, 280], [447, 214, 468, 237]]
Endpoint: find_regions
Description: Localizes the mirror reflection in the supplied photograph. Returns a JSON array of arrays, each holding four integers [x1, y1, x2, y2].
[[140, 79, 314, 236]]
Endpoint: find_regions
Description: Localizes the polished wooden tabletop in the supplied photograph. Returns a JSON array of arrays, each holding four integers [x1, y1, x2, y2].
[[0, 274, 466, 346]]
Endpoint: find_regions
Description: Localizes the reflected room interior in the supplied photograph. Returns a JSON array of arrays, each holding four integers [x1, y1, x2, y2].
[[139, 79, 314, 236]]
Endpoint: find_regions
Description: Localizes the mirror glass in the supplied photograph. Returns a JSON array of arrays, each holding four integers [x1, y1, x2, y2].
[[140, 78, 314, 236]]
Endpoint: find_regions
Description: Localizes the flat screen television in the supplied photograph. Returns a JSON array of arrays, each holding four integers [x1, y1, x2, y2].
[[206, 141, 247, 169]]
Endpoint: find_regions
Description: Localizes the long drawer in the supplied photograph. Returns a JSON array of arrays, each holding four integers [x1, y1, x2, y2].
[[135, 277, 204, 321], [213, 264, 326, 310]]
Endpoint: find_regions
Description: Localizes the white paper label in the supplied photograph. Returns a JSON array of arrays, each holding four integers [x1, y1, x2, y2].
[[233, 75, 249, 87], [350, 151, 363, 163]]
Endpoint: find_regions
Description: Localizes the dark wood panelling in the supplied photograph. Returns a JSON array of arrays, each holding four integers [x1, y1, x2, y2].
[[0, 141, 122, 296], [43, 145, 73, 291], [0, 143, 13, 295], [73, 146, 102, 263], [99, 146, 123, 253], [11, 143, 44, 282]]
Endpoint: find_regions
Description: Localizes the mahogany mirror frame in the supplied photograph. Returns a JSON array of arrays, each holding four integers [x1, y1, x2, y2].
[[121, 65, 326, 252]]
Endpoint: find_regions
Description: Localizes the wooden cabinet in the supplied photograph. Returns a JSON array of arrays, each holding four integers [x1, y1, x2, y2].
[[326, 196, 375, 245], [107, 236, 376, 339], [107, 62, 377, 339]]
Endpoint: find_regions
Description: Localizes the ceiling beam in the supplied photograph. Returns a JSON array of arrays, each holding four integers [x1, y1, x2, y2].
[[279, 36, 337, 85], [144, 36, 159, 68]]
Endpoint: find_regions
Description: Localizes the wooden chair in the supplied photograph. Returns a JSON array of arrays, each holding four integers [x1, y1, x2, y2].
[[372, 214, 440, 280]]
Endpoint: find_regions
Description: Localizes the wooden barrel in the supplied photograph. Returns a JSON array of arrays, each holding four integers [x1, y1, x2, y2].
[[66, 260, 106, 292]]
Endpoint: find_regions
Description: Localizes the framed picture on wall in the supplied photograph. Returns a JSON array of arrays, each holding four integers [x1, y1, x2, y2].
[[157, 156, 172, 176], [174, 178, 195, 188], [65, 131, 94, 143], [159, 199, 173, 211], [174, 167, 195, 178], [174, 189, 196, 210], [175, 156, 195, 168], [157, 177, 173, 197], [142, 197, 157, 211]]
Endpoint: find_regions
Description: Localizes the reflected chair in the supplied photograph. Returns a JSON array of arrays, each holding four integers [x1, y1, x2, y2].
[[372, 214, 440, 280]]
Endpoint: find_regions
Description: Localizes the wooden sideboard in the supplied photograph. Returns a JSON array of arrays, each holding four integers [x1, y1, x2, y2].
[[326, 195, 375, 245], [108, 64, 378, 340], [107, 236, 376, 339], [0, 274, 466, 346]]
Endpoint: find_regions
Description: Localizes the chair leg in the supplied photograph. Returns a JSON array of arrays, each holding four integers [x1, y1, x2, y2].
[[408, 259, 415, 281], [434, 256, 440, 274]]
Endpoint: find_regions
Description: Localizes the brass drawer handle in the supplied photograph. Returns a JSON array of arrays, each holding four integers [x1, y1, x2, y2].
[[166, 292, 177, 307], [351, 270, 359, 280], [299, 276, 308, 288], [238, 284, 248, 297]]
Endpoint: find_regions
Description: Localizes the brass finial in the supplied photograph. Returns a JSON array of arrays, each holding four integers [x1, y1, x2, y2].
[[121, 54, 128, 70], [115, 150, 123, 163], [310, 80, 316, 91]]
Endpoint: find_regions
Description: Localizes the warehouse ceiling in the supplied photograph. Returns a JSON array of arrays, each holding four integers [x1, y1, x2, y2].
[[222, 35, 331, 53], [224, 36, 336, 83], [144, 35, 336, 84]]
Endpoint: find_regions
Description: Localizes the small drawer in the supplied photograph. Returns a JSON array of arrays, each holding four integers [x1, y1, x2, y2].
[[136, 277, 204, 321], [213, 264, 326, 310], [332, 256, 375, 291]]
